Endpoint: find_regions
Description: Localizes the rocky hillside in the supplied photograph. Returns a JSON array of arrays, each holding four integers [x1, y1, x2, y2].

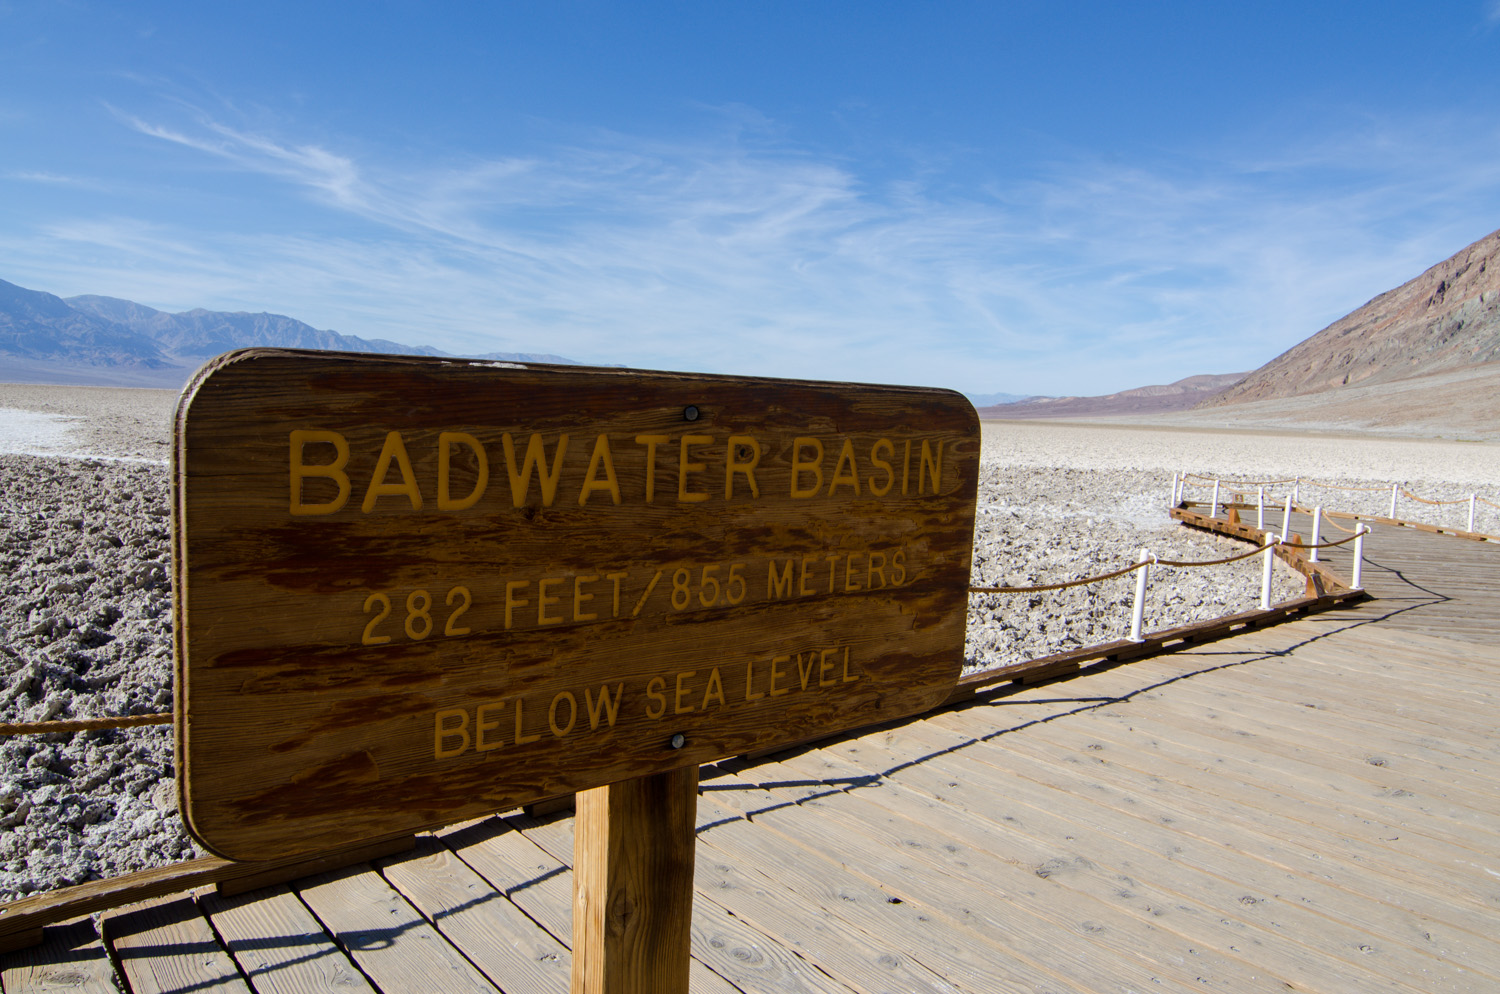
[[1199, 226, 1500, 408], [979, 372, 1246, 420]]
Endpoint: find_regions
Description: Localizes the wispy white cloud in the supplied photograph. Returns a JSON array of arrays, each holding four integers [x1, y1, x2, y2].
[[3, 170, 113, 193], [116, 107, 367, 210], [10, 104, 1500, 395]]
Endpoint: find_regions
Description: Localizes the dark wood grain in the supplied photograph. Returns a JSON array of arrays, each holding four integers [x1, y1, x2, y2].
[[174, 350, 979, 860]]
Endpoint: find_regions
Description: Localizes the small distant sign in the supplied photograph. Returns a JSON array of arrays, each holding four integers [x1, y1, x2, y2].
[[173, 350, 979, 860]]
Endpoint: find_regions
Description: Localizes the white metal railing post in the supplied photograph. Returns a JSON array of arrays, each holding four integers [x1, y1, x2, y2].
[[1257, 487, 1265, 529], [1310, 505, 1323, 563], [1469, 495, 1477, 533], [1130, 549, 1150, 642], [1352, 526, 1367, 589], [1389, 483, 1398, 519], [1260, 532, 1277, 609], [1171, 472, 1180, 506], [1281, 491, 1292, 538], [1211, 479, 1221, 518]]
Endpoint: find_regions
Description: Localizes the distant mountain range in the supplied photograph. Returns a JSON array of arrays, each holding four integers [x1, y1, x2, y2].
[[977, 372, 1248, 420], [0, 278, 580, 387]]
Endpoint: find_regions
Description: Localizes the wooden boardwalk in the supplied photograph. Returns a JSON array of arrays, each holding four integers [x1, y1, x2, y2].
[[6, 518, 1499, 993]]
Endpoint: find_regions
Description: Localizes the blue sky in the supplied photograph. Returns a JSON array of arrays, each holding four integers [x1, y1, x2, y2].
[[4, 2, 1500, 397]]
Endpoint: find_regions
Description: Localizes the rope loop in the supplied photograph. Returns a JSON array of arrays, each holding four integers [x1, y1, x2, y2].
[[0, 712, 173, 738], [1398, 487, 1471, 506], [971, 534, 1283, 595]]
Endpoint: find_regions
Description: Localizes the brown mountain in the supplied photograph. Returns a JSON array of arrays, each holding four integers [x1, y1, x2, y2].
[[1199, 226, 1500, 409], [978, 372, 1247, 420]]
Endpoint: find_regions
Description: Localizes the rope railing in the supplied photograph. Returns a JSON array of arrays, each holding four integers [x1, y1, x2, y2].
[[1173, 471, 1496, 537], [968, 530, 1363, 596], [968, 520, 1367, 651], [1398, 487, 1471, 506]]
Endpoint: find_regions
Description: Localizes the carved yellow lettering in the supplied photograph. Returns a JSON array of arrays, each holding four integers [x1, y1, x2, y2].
[[868, 439, 895, 497], [537, 577, 562, 625], [744, 659, 764, 701], [799, 557, 815, 596], [769, 655, 790, 697], [289, 430, 351, 515], [437, 431, 488, 511], [892, 548, 907, 585], [645, 677, 667, 719], [819, 649, 836, 687], [578, 434, 621, 505], [725, 435, 761, 499], [919, 439, 943, 494], [503, 432, 570, 507], [585, 684, 623, 729], [867, 551, 887, 589], [606, 571, 627, 616], [514, 697, 542, 744], [767, 559, 793, 599], [790, 437, 824, 498], [701, 667, 725, 710], [504, 580, 529, 629], [573, 575, 598, 621], [434, 708, 470, 759], [674, 671, 697, 714], [362, 431, 423, 512], [796, 652, 815, 690], [842, 646, 857, 682], [549, 691, 577, 737], [826, 553, 839, 594], [828, 438, 860, 496], [635, 434, 669, 502], [678, 435, 712, 502], [845, 553, 861, 592], [902, 440, 912, 495], [476, 702, 505, 752]]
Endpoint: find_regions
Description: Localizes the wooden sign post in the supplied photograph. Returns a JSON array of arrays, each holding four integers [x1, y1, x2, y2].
[[172, 349, 980, 992]]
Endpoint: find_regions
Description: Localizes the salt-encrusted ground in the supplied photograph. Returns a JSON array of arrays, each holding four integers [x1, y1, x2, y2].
[[2, 384, 1495, 901]]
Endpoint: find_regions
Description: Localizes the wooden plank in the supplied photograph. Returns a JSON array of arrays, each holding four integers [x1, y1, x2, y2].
[[0, 918, 116, 993], [694, 799, 1049, 994], [842, 712, 1499, 991], [200, 885, 376, 994], [175, 350, 979, 861], [1065, 682, 1500, 843], [765, 748, 1458, 994], [508, 805, 971, 994], [377, 838, 572, 994], [573, 767, 699, 994], [722, 778, 1268, 992], [437, 815, 796, 994], [102, 895, 251, 994], [0, 836, 415, 947], [887, 715, 1500, 986], [217, 836, 418, 897], [435, 819, 575, 943], [692, 795, 1090, 994], [922, 705, 1500, 940], [1145, 657, 1500, 771], [295, 864, 498, 994]]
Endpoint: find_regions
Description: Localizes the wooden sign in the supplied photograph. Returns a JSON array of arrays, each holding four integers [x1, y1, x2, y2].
[[173, 349, 979, 861]]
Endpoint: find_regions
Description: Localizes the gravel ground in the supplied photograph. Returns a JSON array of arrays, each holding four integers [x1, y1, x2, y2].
[[2, 388, 1496, 902]]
